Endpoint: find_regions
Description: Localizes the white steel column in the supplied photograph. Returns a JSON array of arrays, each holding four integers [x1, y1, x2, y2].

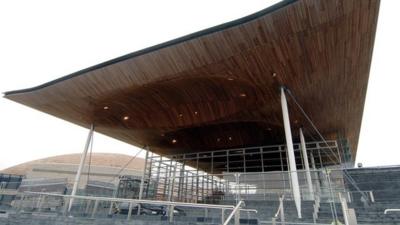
[[138, 146, 150, 200], [280, 87, 302, 218], [300, 128, 314, 200], [68, 124, 94, 211], [137, 146, 149, 215]]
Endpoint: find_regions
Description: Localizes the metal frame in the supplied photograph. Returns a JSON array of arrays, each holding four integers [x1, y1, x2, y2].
[[143, 140, 340, 203], [23, 191, 257, 223]]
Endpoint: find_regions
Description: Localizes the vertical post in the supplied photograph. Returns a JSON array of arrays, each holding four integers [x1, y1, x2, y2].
[[339, 193, 349, 225], [69, 124, 94, 211], [221, 208, 225, 224], [85, 200, 92, 215], [108, 201, 114, 217], [300, 128, 314, 200], [196, 155, 199, 203], [310, 153, 321, 195], [127, 202, 133, 220], [184, 171, 189, 202], [155, 156, 162, 198], [227, 151, 230, 172], [63, 197, 70, 216], [280, 146, 286, 190], [280, 87, 302, 218], [138, 146, 149, 214], [138, 146, 149, 200], [260, 148, 265, 172], [169, 205, 175, 222], [279, 196, 285, 225], [369, 191, 375, 203], [168, 162, 177, 202], [211, 152, 215, 199], [91, 200, 99, 219], [18, 194, 25, 211], [235, 173, 240, 204], [243, 149, 246, 172]]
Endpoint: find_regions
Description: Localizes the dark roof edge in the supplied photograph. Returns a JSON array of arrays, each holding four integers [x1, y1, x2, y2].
[[4, 0, 296, 96]]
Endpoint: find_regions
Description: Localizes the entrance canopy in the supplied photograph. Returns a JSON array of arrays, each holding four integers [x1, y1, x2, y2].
[[4, 0, 380, 159]]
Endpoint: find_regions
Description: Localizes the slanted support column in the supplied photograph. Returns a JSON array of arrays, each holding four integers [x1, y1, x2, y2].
[[280, 87, 301, 218], [300, 128, 314, 200], [69, 124, 94, 212]]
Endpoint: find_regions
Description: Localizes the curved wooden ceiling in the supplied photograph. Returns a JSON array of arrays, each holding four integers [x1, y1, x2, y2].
[[4, 0, 380, 159]]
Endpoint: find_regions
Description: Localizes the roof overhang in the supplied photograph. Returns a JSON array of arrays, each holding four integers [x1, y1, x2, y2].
[[4, 0, 380, 159]]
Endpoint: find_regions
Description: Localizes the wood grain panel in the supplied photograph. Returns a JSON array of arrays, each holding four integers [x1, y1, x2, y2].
[[4, 0, 380, 160]]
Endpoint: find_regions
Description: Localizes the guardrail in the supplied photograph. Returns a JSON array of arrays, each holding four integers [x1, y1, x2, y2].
[[19, 191, 257, 223], [260, 222, 331, 225], [384, 209, 400, 214]]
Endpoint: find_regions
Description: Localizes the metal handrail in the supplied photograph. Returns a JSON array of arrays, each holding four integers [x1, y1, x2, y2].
[[223, 200, 244, 225], [261, 221, 331, 225], [384, 209, 400, 214], [22, 191, 257, 223], [23, 191, 256, 211]]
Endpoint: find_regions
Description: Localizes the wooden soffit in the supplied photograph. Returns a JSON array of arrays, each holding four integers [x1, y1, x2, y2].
[[4, 0, 380, 159]]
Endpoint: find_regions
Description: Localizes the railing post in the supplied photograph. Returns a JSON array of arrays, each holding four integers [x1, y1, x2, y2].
[[235, 173, 240, 204], [91, 200, 99, 219], [36, 194, 43, 212], [84, 199, 92, 216], [369, 191, 375, 203], [169, 205, 175, 223], [127, 202, 133, 220], [107, 201, 114, 217], [18, 194, 25, 211], [347, 192, 352, 203], [272, 217, 276, 225], [63, 197, 70, 216], [221, 208, 225, 224], [339, 193, 349, 225]]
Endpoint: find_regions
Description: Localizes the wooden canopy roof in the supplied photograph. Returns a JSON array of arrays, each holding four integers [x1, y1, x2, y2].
[[4, 0, 380, 159]]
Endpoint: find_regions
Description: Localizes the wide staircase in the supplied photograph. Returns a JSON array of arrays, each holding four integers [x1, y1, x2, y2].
[[345, 167, 400, 224], [1, 166, 400, 225]]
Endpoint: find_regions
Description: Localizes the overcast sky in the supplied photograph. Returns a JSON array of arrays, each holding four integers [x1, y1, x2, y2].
[[0, 0, 399, 170]]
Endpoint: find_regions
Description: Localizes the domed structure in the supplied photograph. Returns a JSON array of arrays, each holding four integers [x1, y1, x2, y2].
[[1, 153, 144, 187]]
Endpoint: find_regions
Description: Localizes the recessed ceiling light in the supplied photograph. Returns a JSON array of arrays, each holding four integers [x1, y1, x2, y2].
[[194, 111, 198, 115], [239, 93, 247, 97], [228, 136, 232, 141], [172, 139, 177, 144], [178, 113, 183, 118], [227, 77, 234, 81], [217, 138, 221, 142], [272, 72, 277, 77], [123, 116, 129, 120], [103, 106, 109, 110]]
